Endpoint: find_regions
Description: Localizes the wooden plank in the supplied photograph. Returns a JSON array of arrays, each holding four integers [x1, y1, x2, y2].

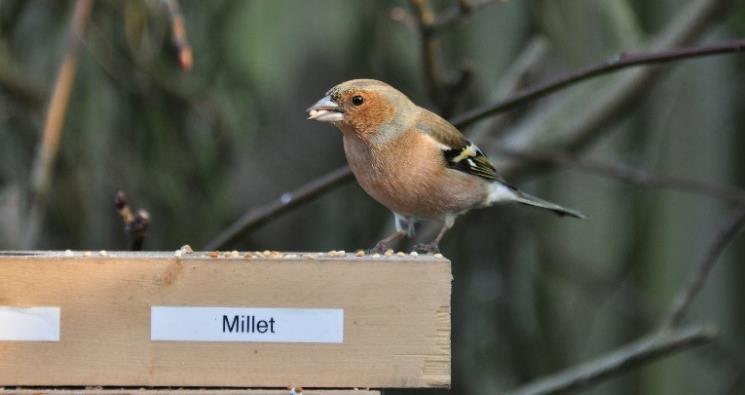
[[0, 251, 451, 388]]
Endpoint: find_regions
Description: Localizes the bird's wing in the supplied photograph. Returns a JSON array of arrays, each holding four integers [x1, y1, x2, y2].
[[415, 108, 501, 181]]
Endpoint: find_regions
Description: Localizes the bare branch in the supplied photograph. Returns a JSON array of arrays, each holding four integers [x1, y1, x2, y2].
[[451, 37, 745, 128], [203, 166, 354, 250], [114, 191, 150, 251], [409, 0, 479, 114], [162, 0, 193, 71], [506, 325, 717, 395], [660, 206, 745, 329], [497, 0, 734, 179], [23, 0, 95, 249], [409, 0, 447, 111], [496, 147, 745, 203]]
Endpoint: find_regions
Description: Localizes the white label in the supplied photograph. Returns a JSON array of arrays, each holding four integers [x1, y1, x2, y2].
[[0, 307, 60, 341], [151, 307, 343, 343]]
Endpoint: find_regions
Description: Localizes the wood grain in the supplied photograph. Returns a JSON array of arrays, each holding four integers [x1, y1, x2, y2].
[[0, 251, 450, 388]]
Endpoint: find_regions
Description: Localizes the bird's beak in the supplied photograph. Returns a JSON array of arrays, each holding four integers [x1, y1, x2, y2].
[[307, 96, 343, 123]]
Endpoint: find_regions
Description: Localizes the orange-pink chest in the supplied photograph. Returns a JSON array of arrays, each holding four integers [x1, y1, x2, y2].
[[342, 131, 484, 218]]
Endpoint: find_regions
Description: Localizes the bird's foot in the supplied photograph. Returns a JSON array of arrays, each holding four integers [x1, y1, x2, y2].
[[412, 242, 440, 255], [368, 241, 391, 255]]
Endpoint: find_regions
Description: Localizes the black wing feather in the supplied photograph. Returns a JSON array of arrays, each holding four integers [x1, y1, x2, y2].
[[442, 142, 500, 181]]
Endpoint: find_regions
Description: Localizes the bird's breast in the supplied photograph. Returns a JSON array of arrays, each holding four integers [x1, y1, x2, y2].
[[342, 132, 488, 219]]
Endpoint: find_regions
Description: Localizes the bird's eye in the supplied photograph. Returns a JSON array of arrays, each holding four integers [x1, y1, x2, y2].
[[352, 95, 364, 106]]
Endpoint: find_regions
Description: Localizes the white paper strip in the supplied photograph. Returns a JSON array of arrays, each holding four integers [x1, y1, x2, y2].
[[0, 307, 60, 341], [151, 306, 343, 343]]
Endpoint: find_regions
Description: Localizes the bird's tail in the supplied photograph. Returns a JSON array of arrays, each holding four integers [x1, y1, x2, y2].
[[487, 182, 586, 219]]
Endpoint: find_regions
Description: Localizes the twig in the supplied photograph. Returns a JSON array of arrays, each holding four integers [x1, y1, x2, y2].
[[409, 0, 479, 114], [497, 147, 745, 203], [114, 191, 150, 251], [162, 0, 192, 71], [497, 0, 734, 179], [660, 207, 745, 329], [505, 325, 717, 395], [23, 0, 95, 249], [450, 37, 745, 128], [203, 166, 354, 250]]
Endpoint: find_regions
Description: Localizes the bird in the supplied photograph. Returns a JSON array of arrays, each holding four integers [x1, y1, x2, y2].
[[307, 79, 584, 254]]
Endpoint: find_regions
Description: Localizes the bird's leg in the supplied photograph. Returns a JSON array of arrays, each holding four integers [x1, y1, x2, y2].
[[412, 223, 450, 254], [368, 214, 414, 254], [369, 230, 407, 254]]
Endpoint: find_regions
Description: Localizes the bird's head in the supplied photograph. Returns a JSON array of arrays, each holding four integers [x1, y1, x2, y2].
[[307, 79, 416, 140]]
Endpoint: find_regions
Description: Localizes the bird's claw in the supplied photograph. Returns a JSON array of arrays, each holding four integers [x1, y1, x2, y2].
[[412, 242, 440, 254], [368, 241, 390, 255]]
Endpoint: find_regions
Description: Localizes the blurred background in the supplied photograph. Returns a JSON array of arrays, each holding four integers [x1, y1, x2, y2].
[[1, 0, 745, 393]]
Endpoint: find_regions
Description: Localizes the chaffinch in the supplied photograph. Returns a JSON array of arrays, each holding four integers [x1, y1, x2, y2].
[[307, 79, 584, 254]]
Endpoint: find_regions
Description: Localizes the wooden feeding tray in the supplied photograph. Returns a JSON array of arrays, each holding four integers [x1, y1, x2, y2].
[[0, 251, 451, 392]]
